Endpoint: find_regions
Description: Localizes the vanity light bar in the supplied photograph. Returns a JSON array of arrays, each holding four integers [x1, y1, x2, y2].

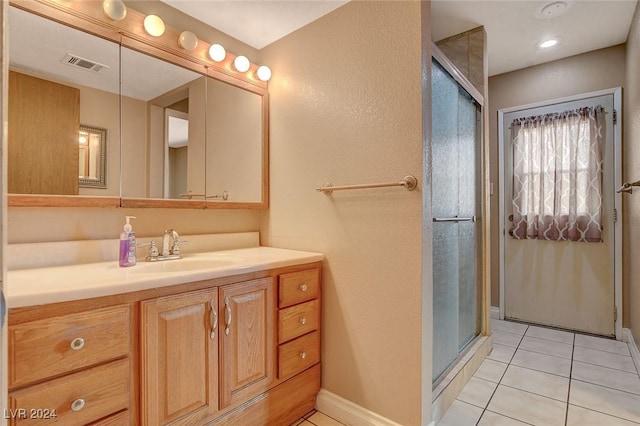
[[98, 0, 272, 82]]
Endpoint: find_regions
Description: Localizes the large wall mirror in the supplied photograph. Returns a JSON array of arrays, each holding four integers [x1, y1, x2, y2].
[[8, 6, 120, 199], [7, 2, 269, 209], [120, 46, 206, 202]]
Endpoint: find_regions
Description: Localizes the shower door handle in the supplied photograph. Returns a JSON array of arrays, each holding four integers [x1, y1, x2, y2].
[[432, 216, 477, 223]]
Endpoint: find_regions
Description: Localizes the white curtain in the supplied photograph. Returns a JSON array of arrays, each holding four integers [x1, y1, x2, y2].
[[511, 106, 604, 243]]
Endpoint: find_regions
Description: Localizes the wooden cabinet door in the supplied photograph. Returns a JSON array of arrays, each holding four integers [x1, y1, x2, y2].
[[8, 71, 80, 195], [142, 288, 219, 425], [219, 277, 276, 408]]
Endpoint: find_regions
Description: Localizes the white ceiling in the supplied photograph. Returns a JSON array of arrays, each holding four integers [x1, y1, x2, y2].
[[432, 0, 637, 76], [159, 0, 638, 77], [160, 0, 349, 50]]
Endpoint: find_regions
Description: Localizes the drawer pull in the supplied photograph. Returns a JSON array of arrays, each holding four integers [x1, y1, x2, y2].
[[299, 284, 308, 292], [210, 299, 218, 340], [300, 351, 307, 360], [71, 398, 85, 412], [300, 317, 307, 325], [70, 337, 85, 351]]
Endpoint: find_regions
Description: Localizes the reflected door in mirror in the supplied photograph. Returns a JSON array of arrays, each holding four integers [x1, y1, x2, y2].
[[8, 71, 79, 195]]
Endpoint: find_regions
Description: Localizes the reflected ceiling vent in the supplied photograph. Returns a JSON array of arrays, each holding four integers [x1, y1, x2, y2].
[[61, 54, 109, 73]]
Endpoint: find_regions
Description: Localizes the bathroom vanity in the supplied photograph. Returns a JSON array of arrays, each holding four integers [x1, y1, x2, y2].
[[6, 239, 323, 425]]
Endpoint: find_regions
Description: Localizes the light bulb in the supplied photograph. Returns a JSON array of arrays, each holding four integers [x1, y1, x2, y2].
[[234, 55, 250, 73], [209, 44, 226, 62], [256, 65, 272, 82], [178, 31, 198, 50], [144, 15, 165, 37], [103, 0, 127, 21]]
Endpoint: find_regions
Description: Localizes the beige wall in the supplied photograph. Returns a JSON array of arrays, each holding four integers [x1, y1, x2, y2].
[[488, 45, 626, 308], [625, 4, 640, 342], [261, 2, 427, 424]]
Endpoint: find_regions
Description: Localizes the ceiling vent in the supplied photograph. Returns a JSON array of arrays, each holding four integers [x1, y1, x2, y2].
[[61, 54, 109, 73]]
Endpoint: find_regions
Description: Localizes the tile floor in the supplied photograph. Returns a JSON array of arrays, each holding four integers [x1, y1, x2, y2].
[[292, 410, 346, 426], [438, 319, 640, 425]]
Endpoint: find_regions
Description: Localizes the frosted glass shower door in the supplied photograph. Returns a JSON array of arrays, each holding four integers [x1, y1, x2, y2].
[[432, 60, 482, 384]]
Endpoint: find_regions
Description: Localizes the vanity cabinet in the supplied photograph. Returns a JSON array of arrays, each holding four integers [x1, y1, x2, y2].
[[8, 305, 133, 425], [8, 260, 322, 426]]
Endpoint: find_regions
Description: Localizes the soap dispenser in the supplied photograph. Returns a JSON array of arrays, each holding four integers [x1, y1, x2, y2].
[[119, 216, 137, 267]]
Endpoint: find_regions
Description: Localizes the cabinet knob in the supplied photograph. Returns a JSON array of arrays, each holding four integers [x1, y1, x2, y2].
[[299, 284, 308, 292], [299, 317, 307, 325], [70, 337, 85, 351], [71, 398, 85, 412], [299, 352, 307, 360]]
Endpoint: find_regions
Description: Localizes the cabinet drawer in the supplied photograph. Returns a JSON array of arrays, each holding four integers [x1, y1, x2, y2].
[[9, 305, 131, 388], [278, 331, 320, 380], [89, 410, 130, 425], [9, 358, 129, 426], [279, 300, 319, 343], [279, 269, 319, 308]]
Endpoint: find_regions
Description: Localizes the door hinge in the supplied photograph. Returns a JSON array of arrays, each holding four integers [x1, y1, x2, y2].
[[614, 208, 618, 223], [614, 306, 618, 322], [613, 109, 618, 125]]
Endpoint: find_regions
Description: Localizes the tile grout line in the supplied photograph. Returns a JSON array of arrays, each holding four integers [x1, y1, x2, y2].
[[564, 332, 576, 426], [475, 324, 529, 425]]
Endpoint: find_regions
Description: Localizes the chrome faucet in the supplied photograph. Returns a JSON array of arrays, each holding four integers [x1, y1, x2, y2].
[[142, 229, 183, 262], [162, 229, 180, 256]]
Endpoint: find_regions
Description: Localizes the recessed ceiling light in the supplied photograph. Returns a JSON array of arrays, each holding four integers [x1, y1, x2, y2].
[[539, 39, 559, 49]]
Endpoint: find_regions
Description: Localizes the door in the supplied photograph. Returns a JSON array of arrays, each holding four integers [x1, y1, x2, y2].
[[219, 277, 275, 408], [141, 288, 219, 425], [503, 94, 616, 336], [431, 59, 483, 383]]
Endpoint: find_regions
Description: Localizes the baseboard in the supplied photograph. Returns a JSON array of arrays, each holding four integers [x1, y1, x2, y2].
[[490, 306, 500, 320], [315, 389, 404, 426], [623, 328, 640, 374]]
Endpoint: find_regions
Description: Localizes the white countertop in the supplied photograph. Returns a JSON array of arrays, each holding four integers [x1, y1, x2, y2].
[[7, 246, 324, 308]]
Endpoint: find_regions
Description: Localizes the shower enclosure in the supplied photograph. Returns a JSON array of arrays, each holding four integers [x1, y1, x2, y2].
[[431, 56, 483, 385]]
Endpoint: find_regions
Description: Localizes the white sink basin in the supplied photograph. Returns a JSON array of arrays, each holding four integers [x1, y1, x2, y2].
[[132, 254, 245, 273]]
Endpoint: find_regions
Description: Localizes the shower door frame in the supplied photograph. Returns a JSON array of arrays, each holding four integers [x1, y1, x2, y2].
[[431, 45, 488, 387], [497, 87, 623, 339]]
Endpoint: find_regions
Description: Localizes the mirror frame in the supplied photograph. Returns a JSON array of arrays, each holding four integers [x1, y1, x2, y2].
[[8, 0, 269, 210]]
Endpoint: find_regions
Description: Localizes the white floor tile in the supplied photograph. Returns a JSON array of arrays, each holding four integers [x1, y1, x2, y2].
[[566, 404, 639, 426], [492, 319, 528, 336], [478, 411, 533, 425], [493, 330, 524, 348], [574, 334, 631, 356], [511, 349, 572, 377], [437, 400, 483, 426], [573, 346, 637, 373], [572, 361, 640, 395], [570, 379, 640, 423], [519, 336, 573, 359], [457, 376, 498, 408], [306, 412, 344, 426], [487, 385, 566, 426], [488, 343, 517, 364], [501, 364, 570, 402], [525, 325, 575, 345], [474, 358, 508, 383]]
